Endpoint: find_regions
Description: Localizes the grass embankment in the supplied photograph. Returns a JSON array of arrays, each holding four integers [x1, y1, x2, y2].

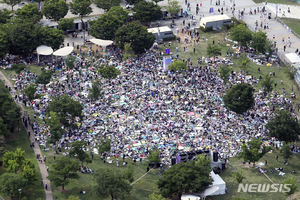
[[253, 0, 300, 5], [280, 18, 300, 36]]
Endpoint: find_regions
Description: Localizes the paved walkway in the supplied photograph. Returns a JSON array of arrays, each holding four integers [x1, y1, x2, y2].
[[0, 71, 53, 200]]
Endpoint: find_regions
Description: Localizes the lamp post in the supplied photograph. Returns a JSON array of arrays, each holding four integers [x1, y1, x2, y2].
[[18, 188, 22, 200]]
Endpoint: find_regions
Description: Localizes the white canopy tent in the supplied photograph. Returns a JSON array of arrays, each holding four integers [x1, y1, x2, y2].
[[53, 46, 74, 57], [36, 45, 53, 63], [284, 53, 300, 66], [90, 38, 113, 55]]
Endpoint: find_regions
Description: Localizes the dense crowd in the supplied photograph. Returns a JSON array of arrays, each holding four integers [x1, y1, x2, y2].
[[3, 46, 297, 165]]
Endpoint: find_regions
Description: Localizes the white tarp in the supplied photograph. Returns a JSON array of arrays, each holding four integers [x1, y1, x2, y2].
[[285, 53, 300, 64], [204, 171, 226, 196], [181, 194, 202, 200], [53, 46, 74, 57], [90, 38, 113, 47], [36, 45, 53, 55]]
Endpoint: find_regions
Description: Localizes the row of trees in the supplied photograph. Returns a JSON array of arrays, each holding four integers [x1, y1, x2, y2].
[[230, 24, 273, 54]]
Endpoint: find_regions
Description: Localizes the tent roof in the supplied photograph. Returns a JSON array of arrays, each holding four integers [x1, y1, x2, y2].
[[147, 26, 172, 34], [53, 46, 74, 56], [90, 38, 113, 47], [36, 45, 53, 55], [210, 171, 225, 186], [200, 14, 231, 25], [285, 53, 300, 64]]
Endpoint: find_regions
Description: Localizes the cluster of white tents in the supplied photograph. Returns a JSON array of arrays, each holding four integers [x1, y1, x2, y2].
[[36, 38, 114, 63]]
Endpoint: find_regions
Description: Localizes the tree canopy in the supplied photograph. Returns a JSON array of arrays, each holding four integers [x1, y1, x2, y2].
[[168, 60, 187, 72], [15, 3, 42, 23], [260, 75, 273, 94], [90, 12, 123, 40], [230, 24, 252, 47], [115, 21, 155, 54], [46, 111, 64, 143], [251, 31, 267, 53], [158, 158, 212, 199], [58, 18, 75, 32], [167, 0, 181, 17], [94, 0, 121, 11], [219, 65, 231, 84], [240, 139, 269, 164], [47, 95, 83, 127], [36, 70, 52, 84], [98, 138, 111, 154], [266, 110, 300, 142], [42, 0, 69, 22], [94, 168, 132, 200], [207, 44, 222, 57], [0, 173, 27, 199], [24, 83, 38, 101], [133, 0, 162, 23], [3, 0, 21, 11], [88, 81, 102, 101], [69, 140, 91, 166], [223, 83, 255, 114], [98, 65, 121, 79], [147, 148, 160, 165], [48, 157, 80, 190]]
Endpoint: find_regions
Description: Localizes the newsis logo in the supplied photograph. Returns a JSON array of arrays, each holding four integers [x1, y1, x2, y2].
[[237, 184, 292, 193]]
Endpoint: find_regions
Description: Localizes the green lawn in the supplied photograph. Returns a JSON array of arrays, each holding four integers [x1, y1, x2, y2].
[[211, 148, 300, 200], [0, 121, 45, 200], [43, 150, 160, 200], [253, 0, 300, 5], [280, 18, 300, 36]]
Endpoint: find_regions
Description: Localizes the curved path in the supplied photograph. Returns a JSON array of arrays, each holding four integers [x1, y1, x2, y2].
[[0, 71, 53, 200]]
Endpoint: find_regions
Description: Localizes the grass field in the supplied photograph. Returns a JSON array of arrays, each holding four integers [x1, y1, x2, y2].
[[280, 18, 300, 36], [0, 121, 45, 200], [253, 0, 300, 5], [211, 148, 300, 200]]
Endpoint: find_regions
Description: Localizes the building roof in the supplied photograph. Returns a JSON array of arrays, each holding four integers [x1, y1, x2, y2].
[[285, 53, 300, 64], [147, 26, 172, 34], [200, 15, 231, 25]]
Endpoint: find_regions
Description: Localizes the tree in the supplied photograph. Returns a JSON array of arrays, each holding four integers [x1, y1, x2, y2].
[[4, 19, 41, 55], [147, 149, 160, 165], [0, 117, 8, 136], [0, 173, 26, 199], [125, 0, 142, 4], [48, 157, 80, 190], [260, 75, 273, 94], [0, 26, 9, 59], [36, 70, 52, 84], [40, 26, 65, 49], [283, 177, 297, 198], [24, 84, 37, 101], [266, 110, 300, 142], [94, 0, 121, 11], [207, 44, 222, 57], [219, 65, 231, 84], [133, 0, 162, 24], [98, 65, 121, 79], [46, 111, 64, 143], [158, 160, 212, 199], [108, 6, 128, 23], [70, 0, 93, 44], [3, 0, 21, 11], [22, 161, 36, 182], [0, 9, 12, 24], [223, 83, 254, 114], [58, 18, 75, 32], [152, 0, 163, 4], [94, 169, 132, 200], [89, 12, 123, 40], [240, 139, 268, 165], [123, 43, 136, 60], [65, 55, 77, 69], [98, 138, 111, 154], [69, 140, 92, 166], [230, 24, 252, 47], [251, 31, 267, 53], [123, 165, 134, 183], [280, 142, 292, 161], [115, 21, 155, 54], [47, 95, 83, 127], [167, 0, 181, 17], [149, 193, 166, 200], [233, 170, 245, 183], [89, 81, 102, 101], [237, 53, 250, 71], [42, 0, 68, 22], [15, 3, 42, 23], [168, 60, 187, 72]]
